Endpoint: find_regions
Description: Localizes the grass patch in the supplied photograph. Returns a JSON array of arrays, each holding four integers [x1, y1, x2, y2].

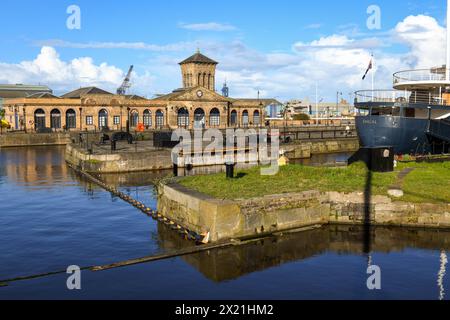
[[397, 161, 450, 204], [179, 162, 396, 200], [179, 162, 450, 204]]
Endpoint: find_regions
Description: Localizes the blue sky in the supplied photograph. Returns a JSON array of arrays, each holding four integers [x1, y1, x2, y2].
[[0, 0, 447, 100]]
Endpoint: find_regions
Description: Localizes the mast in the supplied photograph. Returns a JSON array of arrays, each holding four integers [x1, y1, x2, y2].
[[447, 0, 450, 80]]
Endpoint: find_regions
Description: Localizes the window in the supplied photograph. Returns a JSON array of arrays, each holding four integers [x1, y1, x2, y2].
[[34, 109, 46, 130], [242, 110, 249, 127], [130, 111, 139, 127], [177, 108, 189, 128], [230, 110, 238, 126], [156, 110, 164, 127], [210, 108, 220, 127], [86, 116, 93, 125], [113, 116, 120, 125], [66, 109, 76, 129], [253, 110, 261, 126], [143, 110, 152, 127], [50, 109, 61, 129], [98, 109, 108, 129], [194, 108, 205, 129]]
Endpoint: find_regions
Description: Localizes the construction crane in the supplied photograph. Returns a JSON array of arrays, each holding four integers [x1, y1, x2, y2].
[[116, 65, 134, 95]]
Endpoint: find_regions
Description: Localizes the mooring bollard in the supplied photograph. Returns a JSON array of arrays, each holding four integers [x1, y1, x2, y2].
[[225, 162, 236, 179]]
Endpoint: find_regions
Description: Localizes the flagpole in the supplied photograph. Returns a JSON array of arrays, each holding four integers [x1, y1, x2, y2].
[[371, 53, 375, 99], [315, 82, 319, 125], [447, 0, 450, 80]]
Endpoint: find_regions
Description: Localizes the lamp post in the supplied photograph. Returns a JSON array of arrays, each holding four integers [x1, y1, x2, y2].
[[326, 106, 330, 126], [336, 91, 343, 117], [79, 108, 83, 131], [126, 107, 131, 133], [120, 106, 123, 131], [22, 107, 27, 133]]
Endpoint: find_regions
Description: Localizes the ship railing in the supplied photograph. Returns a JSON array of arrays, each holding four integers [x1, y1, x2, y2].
[[355, 90, 450, 106], [393, 68, 450, 85]]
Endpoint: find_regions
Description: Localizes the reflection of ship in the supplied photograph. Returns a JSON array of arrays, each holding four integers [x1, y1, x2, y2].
[[158, 224, 450, 283], [354, 1, 450, 155]]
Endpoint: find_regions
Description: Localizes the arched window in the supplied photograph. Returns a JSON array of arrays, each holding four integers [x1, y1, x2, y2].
[[203, 73, 206, 87], [242, 110, 249, 127], [66, 109, 76, 129], [208, 74, 211, 90], [34, 109, 46, 131], [99, 109, 108, 129], [130, 110, 139, 128], [177, 108, 189, 128], [198, 73, 202, 86], [209, 108, 220, 127], [156, 110, 164, 128], [230, 110, 238, 126], [194, 108, 206, 129], [143, 110, 152, 127], [50, 109, 61, 129], [253, 110, 261, 126]]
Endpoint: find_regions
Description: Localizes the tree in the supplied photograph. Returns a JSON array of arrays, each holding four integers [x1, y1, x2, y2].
[[0, 108, 5, 120]]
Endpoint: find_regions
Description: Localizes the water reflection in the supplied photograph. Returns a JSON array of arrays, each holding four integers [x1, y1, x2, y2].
[[158, 224, 450, 287], [1, 146, 449, 300], [0, 146, 71, 188], [438, 251, 448, 300]]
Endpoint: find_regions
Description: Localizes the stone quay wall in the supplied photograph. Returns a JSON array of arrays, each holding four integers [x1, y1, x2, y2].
[[65, 144, 173, 173], [0, 132, 72, 148], [284, 138, 359, 159], [64, 137, 359, 174], [158, 182, 450, 242]]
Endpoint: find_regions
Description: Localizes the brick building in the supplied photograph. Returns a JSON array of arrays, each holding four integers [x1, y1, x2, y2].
[[2, 51, 278, 132]]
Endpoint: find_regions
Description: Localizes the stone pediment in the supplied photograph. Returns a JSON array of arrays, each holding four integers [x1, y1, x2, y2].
[[169, 87, 231, 103]]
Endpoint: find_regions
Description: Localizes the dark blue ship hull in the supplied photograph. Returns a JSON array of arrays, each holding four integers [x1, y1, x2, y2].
[[355, 116, 430, 155]]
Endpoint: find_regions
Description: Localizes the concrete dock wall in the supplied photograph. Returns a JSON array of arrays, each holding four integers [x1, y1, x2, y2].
[[0, 133, 71, 147], [158, 182, 450, 242]]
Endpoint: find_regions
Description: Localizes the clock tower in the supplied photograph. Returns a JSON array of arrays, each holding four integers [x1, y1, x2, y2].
[[179, 50, 218, 91]]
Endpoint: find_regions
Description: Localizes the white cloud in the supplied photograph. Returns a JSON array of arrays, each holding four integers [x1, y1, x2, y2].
[[304, 23, 322, 30], [178, 22, 237, 32], [1, 14, 447, 102], [294, 35, 386, 50], [394, 15, 446, 68], [0, 46, 154, 96], [35, 39, 195, 52]]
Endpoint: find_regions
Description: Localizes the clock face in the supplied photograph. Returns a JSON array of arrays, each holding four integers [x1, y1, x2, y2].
[[196, 90, 203, 98]]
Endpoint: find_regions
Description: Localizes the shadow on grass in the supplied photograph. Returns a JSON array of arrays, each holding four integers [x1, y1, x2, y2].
[[363, 167, 373, 256], [235, 173, 248, 179], [400, 190, 449, 205]]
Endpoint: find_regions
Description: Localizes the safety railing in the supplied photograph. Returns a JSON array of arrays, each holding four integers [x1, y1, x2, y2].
[[355, 90, 450, 106], [393, 69, 450, 86]]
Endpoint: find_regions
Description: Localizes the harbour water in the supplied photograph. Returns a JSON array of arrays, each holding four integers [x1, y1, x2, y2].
[[0, 146, 448, 300]]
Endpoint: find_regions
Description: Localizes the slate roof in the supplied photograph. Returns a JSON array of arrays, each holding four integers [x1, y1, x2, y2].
[[26, 92, 60, 99], [61, 87, 113, 99], [179, 52, 218, 65], [0, 84, 53, 99]]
